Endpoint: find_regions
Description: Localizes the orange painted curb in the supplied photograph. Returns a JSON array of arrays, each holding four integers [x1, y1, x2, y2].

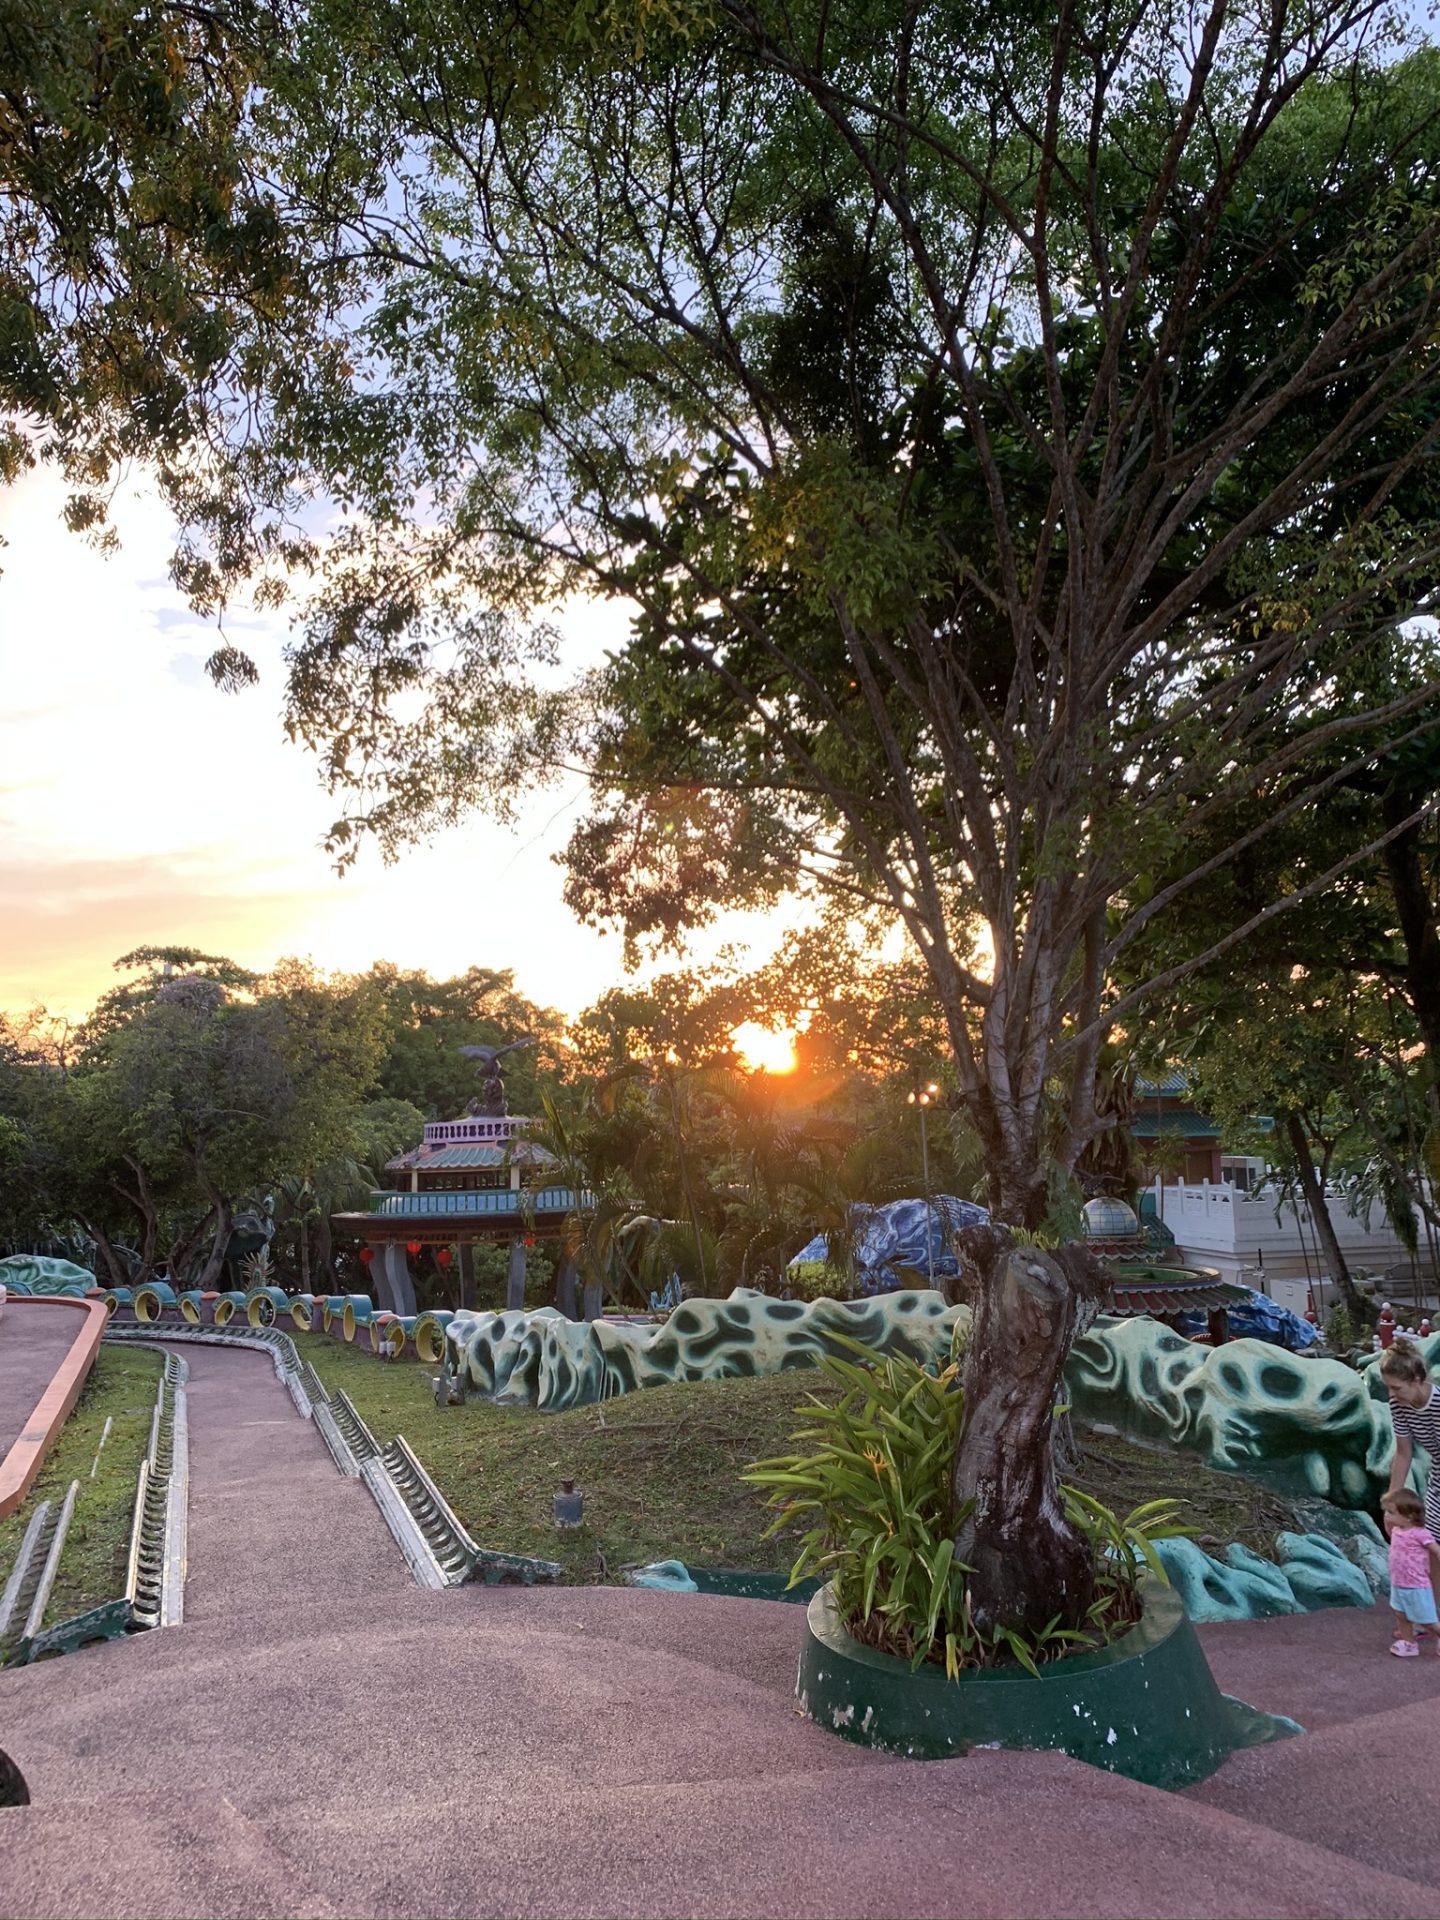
[[0, 1296, 110, 1522]]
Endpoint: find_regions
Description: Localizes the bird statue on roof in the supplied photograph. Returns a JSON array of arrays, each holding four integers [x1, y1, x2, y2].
[[458, 1037, 536, 1117]]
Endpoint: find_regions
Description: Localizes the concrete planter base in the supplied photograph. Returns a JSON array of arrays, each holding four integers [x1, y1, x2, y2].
[[797, 1577, 1300, 1788]]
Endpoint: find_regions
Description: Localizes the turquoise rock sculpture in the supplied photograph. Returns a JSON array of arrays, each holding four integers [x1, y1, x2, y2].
[[1152, 1529, 1380, 1623], [0, 1255, 95, 1297], [1355, 1333, 1440, 1389], [445, 1288, 969, 1412], [629, 1561, 701, 1592], [1066, 1315, 1404, 1510], [629, 1525, 1385, 1627], [441, 1284, 1423, 1520]]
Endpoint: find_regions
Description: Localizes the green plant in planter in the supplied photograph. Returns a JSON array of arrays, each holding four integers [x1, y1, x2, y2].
[[1325, 1301, 1363, 1358], [745, 1339, 1185, 1680]]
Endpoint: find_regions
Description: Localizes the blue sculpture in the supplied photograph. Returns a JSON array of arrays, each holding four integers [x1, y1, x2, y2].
[[647, 1273, 683, 1313], [788, 1195, 990, 1292], [0, 1255, 95, 1297], [1166, 1290, 1321, 1353]]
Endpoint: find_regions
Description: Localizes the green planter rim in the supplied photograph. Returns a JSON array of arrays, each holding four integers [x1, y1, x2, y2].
[[806, 1572, 1180, 1686]]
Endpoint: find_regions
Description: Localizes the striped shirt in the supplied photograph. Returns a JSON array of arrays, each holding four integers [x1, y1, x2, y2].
[[1392, 1384, 1440, 1529]]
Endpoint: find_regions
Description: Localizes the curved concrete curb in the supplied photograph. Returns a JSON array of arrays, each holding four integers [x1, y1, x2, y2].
[[0, 1297, 109, 1521], [104, 1323, 315, 1419]]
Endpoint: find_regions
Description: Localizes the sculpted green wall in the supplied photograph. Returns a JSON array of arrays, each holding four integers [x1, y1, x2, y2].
[[445, 1289, 1431, 1545], [1066, 1317, 1409, 1511], [447, 1288, 969, 1411]]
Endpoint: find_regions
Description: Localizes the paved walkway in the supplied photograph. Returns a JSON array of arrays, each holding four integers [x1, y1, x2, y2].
[[2, 1344, 1440, 1918], [0, 1301, 88, 1463]]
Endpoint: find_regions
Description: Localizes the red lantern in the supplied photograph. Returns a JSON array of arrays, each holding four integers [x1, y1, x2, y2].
[[357, 1247, 374, 1266], [524, 1234, 536, 1249], [405, 1240, 423, 1259], [435, 1247, 453, 1269]]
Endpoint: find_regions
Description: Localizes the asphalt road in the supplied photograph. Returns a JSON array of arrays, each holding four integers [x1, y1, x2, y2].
[[0, 1300, 87, 1465]]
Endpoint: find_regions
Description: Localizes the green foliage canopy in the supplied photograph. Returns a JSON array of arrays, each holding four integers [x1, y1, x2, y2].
[[22, 0, 1430, 1221]]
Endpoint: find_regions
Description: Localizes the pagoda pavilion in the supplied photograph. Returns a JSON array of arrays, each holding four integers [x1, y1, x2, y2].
[[330, 1041, 587, 1319]]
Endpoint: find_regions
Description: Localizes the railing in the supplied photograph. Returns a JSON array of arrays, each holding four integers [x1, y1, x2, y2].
[[1148, 1177, 1415, 1257], [363, 1186, 588, 1217], [422, 1117, 529, 1145]]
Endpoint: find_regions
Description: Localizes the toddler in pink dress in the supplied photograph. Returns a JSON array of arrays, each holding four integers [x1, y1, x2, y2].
[[1382, 1488, 1440, 1656]]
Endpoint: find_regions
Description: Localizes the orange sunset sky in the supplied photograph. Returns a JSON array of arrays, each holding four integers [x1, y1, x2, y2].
[[0, 467, 789, 1025]]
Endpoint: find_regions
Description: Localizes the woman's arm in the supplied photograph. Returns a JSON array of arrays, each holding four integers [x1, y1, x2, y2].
[[1390, 1428, 1415, 1495]]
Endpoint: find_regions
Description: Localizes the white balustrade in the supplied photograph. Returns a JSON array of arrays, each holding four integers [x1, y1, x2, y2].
[[1148, 1176, 1420, 1284]]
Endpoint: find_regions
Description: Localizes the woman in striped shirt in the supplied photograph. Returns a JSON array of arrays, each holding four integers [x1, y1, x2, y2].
[[1383, 1341, 1440, 1545]]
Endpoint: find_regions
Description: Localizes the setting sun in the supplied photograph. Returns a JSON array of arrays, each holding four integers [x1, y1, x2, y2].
[[731, 1021, 798, 1075]]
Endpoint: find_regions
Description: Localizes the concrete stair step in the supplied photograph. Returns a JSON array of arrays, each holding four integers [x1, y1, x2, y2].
[[442, 1750, 1432, 1920], [1188, 1691, 1440, 1886], [0, 1791, 340, 1920], [7, 1751, 1432, 1920]]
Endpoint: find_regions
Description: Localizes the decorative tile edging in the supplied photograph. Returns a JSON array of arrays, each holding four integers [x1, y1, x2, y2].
[[298, 1361, 562, 1589], [0, 1349, 190, 1667], [0, 1481, 79, 1663], [100, 1322, 559, 1590], [124, 1352, 189, 1632]]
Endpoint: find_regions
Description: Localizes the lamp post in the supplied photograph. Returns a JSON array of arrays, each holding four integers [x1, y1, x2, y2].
[[907, 1083, 940, 1286]]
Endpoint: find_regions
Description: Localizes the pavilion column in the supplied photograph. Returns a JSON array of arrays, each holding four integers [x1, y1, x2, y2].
[[457, 1243, 476, 1312], [554, 1255, 578, 1321], [506, 1236, 527, 1312], [373, 1243, 417, 1317]]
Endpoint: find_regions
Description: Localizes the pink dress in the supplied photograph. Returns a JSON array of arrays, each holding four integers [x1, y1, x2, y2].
[[1390, 1526, 1437, 1589]]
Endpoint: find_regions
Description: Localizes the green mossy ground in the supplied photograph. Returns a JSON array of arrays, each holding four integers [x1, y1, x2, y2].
[[0, 1345, 163, 1628], [291, 1332, 1297, 1584]]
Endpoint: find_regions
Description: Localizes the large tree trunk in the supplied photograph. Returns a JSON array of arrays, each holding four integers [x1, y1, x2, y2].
[[1283, 1113, 1367, 1321], [952, 1226, 1109, 1635], [971, 1103, 1052, 1230], [193, 1195, 234, 1293], [1382, 787, 1440, 1068], [111, 1157, 159, 1283], [79, 1217, 129, 1289], [166, 1209, 215, 1289], [316, 1212, 337, 1288]]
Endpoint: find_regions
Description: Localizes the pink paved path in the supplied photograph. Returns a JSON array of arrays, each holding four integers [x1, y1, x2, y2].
[[0, 1300, 87, 1463], [2, 1343, 1440, 1919]]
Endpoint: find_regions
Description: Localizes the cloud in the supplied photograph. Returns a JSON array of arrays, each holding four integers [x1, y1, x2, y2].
[[0, 466, 799, 1026], [0, 849, 323, 1014]]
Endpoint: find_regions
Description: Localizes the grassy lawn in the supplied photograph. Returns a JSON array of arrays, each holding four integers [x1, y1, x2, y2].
[[292, 1333, 1296, 1584], [0, 1344, 163, 1627]]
